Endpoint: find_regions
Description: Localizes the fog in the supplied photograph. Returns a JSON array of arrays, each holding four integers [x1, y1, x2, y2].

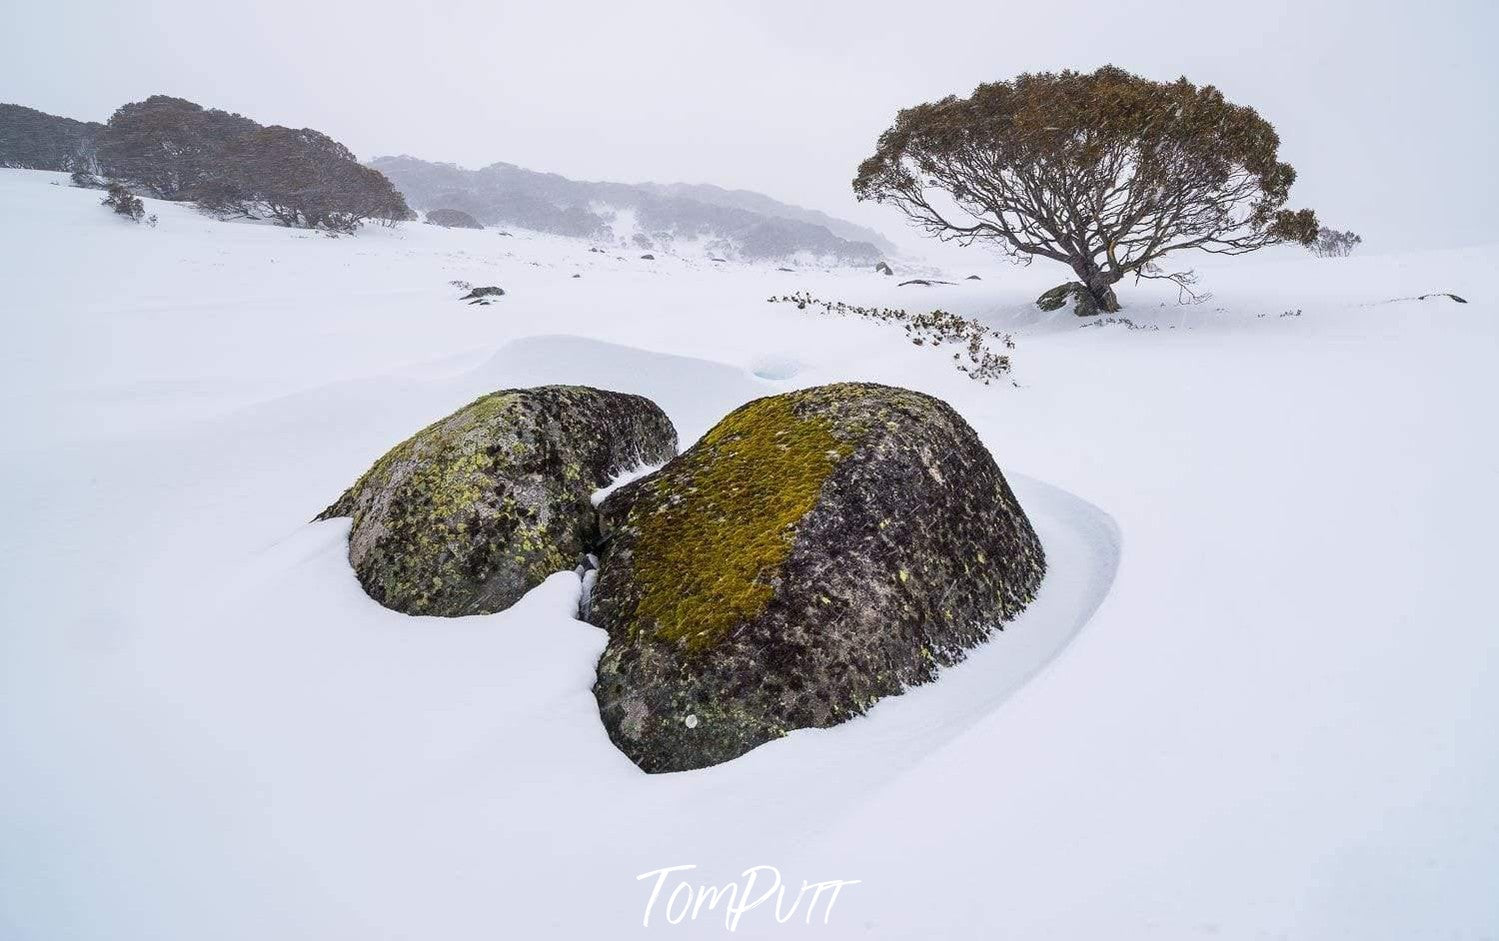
[[4, 0, 1493, 254]]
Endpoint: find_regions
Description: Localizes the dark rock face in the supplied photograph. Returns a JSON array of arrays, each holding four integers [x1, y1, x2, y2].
[[426, 208, 483, 229], [588, 383, 1046, 772], [639, 253, 655, 260], [1037, 282, 1099, 316], [966, 274, 982, 280], [898, 278, 954, 287], [318, 386, 677, 617], [875, 261, 893, 275]]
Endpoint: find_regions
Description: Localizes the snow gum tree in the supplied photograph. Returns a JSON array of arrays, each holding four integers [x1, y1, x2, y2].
[[853, 66, 1319, 312]]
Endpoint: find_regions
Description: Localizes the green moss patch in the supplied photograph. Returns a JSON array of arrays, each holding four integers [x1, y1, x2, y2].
[[628, 395, 851, 651]]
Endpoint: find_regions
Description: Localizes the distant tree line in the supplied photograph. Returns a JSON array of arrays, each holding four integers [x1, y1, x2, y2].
[[0, 103, 102, 171], [4, 97, 411, 232], [99, 96, 411, 231], [1308, 227, 1362, 258]]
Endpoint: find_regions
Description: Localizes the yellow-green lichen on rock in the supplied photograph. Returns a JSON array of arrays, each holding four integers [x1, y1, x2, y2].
[[318, 385, 677, 617], [588, 382, 1047, 773], [627, 394, 853, 651]]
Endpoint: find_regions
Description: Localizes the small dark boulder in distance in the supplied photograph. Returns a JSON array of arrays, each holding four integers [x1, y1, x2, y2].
[[460, 286, 505, 305], [426, 208, 483, 229], [875, 261, 893, 275], [639, 253, 655, 260]]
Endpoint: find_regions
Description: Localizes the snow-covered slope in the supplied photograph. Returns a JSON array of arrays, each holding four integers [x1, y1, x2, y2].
[[2, 169, 1495, 939]]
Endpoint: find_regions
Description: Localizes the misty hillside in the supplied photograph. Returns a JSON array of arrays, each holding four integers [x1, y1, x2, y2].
[[633, 180, 897, 253], [0, 103, 103, 171], [370, 155, 885, 264]]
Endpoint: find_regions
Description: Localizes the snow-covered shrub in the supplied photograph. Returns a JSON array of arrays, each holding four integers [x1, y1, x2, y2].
[[102, 182, 144, 222], [1309, 227, 1362, 257], [768, 292, 1016, 384]]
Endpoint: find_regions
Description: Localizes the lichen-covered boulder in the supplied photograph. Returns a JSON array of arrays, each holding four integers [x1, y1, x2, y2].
[[318, 385, 677, 617], [588, 383, 1045, 772], [1036, 281, 1099, 316]]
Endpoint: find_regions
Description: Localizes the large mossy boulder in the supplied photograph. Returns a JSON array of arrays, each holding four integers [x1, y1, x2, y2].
[[1036, 281, 1099, 316], [318, 385, 677, 617], [588, 383, 1046, 772]]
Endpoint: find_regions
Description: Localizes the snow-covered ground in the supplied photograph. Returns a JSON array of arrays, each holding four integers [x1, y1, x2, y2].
[[2, 169, 1496, 939]]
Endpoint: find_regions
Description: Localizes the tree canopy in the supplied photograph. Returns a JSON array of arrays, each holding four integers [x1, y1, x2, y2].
[[853, 66, 1318, 311], [96, 95, 410, 231]]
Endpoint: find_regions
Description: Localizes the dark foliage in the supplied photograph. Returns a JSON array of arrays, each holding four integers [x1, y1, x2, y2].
[[102, 182, 145, 221], [221, 125, 410, 231], [69, 169, 105, 189], [97, 96, 259, 199], [0, 103, 103, 171], [854, 66, 1319, 311], [92, 95, 409, 231]]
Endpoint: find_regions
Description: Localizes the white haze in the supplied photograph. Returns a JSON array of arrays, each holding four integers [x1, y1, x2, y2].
[[2, 0, 1495, 257]]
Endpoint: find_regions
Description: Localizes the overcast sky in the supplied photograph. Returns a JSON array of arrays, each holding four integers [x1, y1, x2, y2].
[[4, 0, 1494, 254]]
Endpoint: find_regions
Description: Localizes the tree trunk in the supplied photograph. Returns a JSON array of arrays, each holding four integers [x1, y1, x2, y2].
[[1067, 262, 1127, 314], [1088, 279, 1121, 313], [1070, 261, 1123, 314]]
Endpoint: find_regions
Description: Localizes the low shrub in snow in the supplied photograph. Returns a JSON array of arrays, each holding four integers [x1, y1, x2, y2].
[[102, 182, 144, 222], [767, 291, 1016, 384], [1308, 227, 1362, 257]]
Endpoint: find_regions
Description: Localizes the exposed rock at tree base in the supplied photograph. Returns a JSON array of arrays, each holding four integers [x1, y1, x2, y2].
[[425, 208, 482, 229], [1037, 282, 1101, 316], [461, 286, 505, 305], [317, 385, 678, 618], [588, 383, 1046, 772]]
